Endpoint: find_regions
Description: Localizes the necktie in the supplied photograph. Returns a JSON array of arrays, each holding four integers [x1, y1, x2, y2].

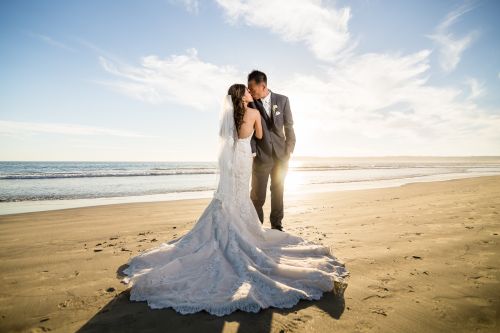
[[255, 99, 271, 126]]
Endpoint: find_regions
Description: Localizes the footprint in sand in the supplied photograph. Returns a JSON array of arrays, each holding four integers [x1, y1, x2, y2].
[[355, 319, 376, 332], [58, 299, 71, 309], [30, 326, 51, 332], [379, 275, 397, 285], [403, 255, 423, 260], [367, 284, 390, 293], [467, 274, 492, 282], [267, 315, 313, 333], [370, 306, 388, 316], [463, 295, 493, 306], [363, 294, 388, 301]]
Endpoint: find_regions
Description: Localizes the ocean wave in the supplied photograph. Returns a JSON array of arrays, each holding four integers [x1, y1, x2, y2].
[[0, 169, 218, 179], [3, 164, 497, 180], [0, 186, 215, 202], [308, 171, 456, 185]]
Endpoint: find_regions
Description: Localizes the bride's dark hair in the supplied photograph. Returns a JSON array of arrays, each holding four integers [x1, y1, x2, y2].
[[227, 84, 246, 134]]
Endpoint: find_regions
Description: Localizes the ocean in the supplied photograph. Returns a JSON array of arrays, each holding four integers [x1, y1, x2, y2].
[[1, 156, 500, 215]]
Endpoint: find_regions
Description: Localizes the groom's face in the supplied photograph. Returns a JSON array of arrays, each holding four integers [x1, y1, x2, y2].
[[248, 80, 266, 100]]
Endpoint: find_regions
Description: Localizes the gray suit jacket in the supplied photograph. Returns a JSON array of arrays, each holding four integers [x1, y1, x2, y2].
[[250, 90, 296, 164]]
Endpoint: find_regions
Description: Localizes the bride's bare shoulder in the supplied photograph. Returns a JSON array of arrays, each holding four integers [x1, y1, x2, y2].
[[246, 107, 259, 116]]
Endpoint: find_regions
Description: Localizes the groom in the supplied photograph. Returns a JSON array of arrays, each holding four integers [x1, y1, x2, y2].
[[247, 70, 296, 231]]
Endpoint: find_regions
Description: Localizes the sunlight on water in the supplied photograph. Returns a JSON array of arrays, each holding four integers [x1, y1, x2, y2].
[[285, 160, 305, 192], [285, 170, 303, 192]]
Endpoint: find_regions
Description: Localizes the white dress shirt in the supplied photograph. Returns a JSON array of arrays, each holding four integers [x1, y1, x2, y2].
[[261, 91, 271, 118], [253, 91, 271, 158]]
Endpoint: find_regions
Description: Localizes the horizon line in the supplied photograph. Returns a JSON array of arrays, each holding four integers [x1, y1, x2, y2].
[[1, 155, 500, 163]]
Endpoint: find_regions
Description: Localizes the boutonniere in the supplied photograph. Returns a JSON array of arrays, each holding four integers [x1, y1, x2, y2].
[[272, 104, 280, 115]]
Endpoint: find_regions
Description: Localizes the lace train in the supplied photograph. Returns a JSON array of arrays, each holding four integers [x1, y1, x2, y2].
[[121, 133, 349, 316]]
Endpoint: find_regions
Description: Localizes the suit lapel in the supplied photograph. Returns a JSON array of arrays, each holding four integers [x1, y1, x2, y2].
[[269, 90, 275, 127]]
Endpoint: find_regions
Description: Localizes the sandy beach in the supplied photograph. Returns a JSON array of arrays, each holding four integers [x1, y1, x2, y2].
[[0, 175, 498, 333]]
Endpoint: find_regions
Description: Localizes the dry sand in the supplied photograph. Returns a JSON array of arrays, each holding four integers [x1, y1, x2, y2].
[[0, 175, 499, 333]]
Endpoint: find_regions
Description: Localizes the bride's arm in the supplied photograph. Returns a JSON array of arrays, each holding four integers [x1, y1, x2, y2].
[[254, 110, 263, 139]]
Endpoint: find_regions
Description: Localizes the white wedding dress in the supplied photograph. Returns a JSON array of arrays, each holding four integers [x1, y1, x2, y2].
[[121, 94, 349, 316], [121, 129, 349, 316]]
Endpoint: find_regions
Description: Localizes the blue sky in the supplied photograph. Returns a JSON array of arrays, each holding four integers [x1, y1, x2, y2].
[[1, 0, 499, 161]]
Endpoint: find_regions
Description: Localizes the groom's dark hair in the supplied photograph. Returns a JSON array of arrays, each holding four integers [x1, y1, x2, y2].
[[248, 70, 267, 85]]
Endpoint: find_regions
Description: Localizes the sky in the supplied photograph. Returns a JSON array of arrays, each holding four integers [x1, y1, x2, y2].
[[1, 0, 499, 161]]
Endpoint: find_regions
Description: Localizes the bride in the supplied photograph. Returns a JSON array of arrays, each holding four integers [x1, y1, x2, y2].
[[121, 83, 350, 316]]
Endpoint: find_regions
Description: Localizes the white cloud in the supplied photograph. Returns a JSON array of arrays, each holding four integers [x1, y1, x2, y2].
[[464, 77, 485, 100], [206, 0, 500, 155], [0, 120, 155, 138], [278, 49, 500, 156], [26, 31, 76, 52], [170, 0, 200, 14], [427, 2, 478, 72], [97, 48, 241, 110], [215, 0, 355, 62], [76, 37, 125, 63], [92, 0, 500, 156]]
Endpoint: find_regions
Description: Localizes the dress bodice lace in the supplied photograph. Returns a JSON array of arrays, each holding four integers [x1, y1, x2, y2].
[[121, 129, 349, 316]]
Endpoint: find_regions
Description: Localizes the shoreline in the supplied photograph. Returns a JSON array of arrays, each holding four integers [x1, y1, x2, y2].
[[1, 171, 499, 216]]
